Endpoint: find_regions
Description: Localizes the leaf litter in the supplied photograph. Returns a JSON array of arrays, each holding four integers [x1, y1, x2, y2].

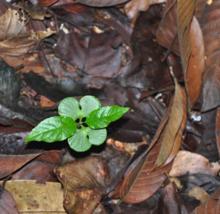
[[0, 0, 220, 213]]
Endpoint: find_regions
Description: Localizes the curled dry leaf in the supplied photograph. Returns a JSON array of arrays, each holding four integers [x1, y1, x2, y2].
[[156, 0, 204, 108], [112, 80, 187, 203], [75, 0, 129, 7], [197, 1, 220, 111], [169, 151, 220, 177], [55, 156, 109, 214]]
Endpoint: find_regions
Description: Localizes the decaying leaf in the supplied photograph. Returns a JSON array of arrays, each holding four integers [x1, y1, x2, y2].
[[55, 156, 109, 214], [169, 151, 220, 177], [3, 180, 65, 213], [0, 187, 19, 214], [112, 79, 187, 203], [193, 188, 220, 214]]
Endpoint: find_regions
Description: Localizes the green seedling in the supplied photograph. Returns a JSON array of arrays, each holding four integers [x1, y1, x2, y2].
[[25, 95, 129, 152]]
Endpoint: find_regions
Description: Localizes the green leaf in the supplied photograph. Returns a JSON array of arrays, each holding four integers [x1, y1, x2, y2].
[[68, 129, 91, 152], [86, 105, 129, 129], [79, 95, 101, 116], [58, 97, 81, 120], [88, 129, 107, 145], [25, 116, 76, 143]]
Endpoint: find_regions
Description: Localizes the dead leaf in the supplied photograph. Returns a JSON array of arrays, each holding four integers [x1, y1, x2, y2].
[[192, 188, 220, 214], [125, 0, 166, 21], [0, 187, 19, 214], [75, 0, 129, 7], [55, 156, 109, 214], [0, 153, 40, 179], [3, 180, 65, 213], [188, 186, 210, 204], [215, 108, 220, 157], [157, 0, 204, 108], [112, 79, 187, 203], [169, 151, 220, 177], [197, 0, 220, 111]]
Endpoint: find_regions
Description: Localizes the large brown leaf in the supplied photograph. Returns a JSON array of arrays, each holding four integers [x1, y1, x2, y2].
[[113, 79, 187, 203], [196, 0, 220, 111], [156, 0, 204, 108]]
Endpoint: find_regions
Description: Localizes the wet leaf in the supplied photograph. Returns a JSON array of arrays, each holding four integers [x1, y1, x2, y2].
[[25, 116, 76, 143], [55, 156, 109, 214], [113, 80, 187, 203]]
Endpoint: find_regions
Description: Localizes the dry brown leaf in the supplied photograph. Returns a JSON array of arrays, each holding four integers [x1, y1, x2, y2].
[[55, 156, 109, 214], [112, 79, 187, 203], [0, 153, 41, 179], [192, 188, 220, 214], [197, 0, 220, 111], [169, 151, 220, 177], [0, 8, 54, 57], [188, 186, 210, 204], [125, 0, 166, 21], [3, 180, 65, 213], [157, 0, 204, 108]]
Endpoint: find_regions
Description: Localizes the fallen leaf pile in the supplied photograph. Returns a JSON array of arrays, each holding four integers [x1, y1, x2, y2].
[[0, 0, 220, 213]]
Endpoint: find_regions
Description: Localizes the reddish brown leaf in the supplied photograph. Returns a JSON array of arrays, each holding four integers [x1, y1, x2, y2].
[[157, 0, 204, 108], [0, 153, 40, 179], [113, 80, 187, 203], [193, 188, 220, 214], [197, 0, 220, 111]]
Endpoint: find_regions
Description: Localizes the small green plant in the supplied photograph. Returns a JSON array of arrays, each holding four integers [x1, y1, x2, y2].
[[25, 95, 129, 152]]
